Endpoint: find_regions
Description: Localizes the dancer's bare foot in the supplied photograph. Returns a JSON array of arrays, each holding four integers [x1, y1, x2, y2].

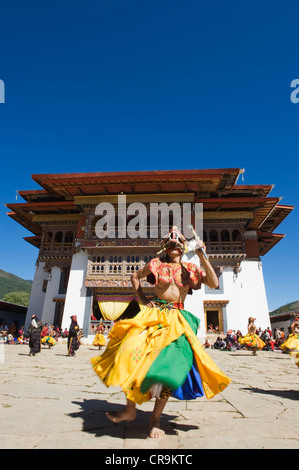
[[149, 418, 165, 438], [106, 401, 136, 423]]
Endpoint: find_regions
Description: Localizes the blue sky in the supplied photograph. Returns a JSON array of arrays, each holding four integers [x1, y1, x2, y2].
[[0, 0, 298, 311]]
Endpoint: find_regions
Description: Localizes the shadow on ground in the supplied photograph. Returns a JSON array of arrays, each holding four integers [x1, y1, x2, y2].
[[69, 399, 199, 439], [242, 387, 299, 400]]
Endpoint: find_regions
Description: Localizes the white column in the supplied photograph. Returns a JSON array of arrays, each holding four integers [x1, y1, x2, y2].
[[40, 266, 62, 325], [209, 261, 271, 335], [61, 250, 89, 332], [182, 251, 206, 339], [25, 261, 48, 332], [220, 267, 242, 332], [235, 260, 271, 333]]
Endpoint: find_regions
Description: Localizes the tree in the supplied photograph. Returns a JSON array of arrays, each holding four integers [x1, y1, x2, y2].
[[2, 291, 30, 306]]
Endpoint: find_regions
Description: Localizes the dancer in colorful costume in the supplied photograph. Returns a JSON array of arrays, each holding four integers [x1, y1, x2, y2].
[[28, 315, 43, 356], [238, 317, 265, 355], [280, 318, 299, 367], [67, 315, 81, 356], [41, 335, 56, 348], [41, 323, 56, 348], [91, 227, 231, 438], [93, 324, 106, 349]]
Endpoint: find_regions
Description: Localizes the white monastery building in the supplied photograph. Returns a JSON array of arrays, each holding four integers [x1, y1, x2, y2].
[[6, 169, 293, 339]]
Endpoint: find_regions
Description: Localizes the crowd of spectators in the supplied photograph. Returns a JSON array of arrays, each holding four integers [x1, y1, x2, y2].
[[204, 324, 290, 352], [0, 321, 71, 345], [0, 317, 295, 353]]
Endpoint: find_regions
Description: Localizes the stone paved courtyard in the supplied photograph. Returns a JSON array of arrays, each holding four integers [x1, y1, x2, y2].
[[1, 341, 299, 449]]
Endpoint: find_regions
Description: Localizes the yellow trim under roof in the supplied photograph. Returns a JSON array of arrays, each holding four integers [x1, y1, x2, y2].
[[74, 193, 194, 205], [32, 214, 80, 222]]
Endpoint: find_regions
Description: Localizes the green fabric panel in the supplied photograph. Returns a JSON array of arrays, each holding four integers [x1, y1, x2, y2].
[[140, 308, 200, 393], [180, 308, 200, 334]]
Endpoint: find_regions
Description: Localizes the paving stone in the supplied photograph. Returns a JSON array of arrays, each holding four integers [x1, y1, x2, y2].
[[1, 343, 299, 449]]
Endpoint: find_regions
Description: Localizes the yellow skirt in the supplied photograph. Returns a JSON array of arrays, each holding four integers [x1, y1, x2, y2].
[[93, 333, 106, 347], [91, 305, 231, 405], [280, 334, 299, 352], [41, 336, 56, 346], [238, 334, 265, 350]]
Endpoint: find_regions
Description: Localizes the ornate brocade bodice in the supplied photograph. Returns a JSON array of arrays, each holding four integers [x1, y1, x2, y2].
[[148, 257, 204, 289]]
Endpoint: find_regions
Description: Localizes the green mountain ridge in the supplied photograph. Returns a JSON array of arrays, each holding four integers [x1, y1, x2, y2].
[[270, 300, 299, 316], [0, 269, 33, 300]]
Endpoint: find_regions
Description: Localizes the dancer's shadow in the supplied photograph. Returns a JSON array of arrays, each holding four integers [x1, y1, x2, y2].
[[228, 353, 252, 357], [242, 387, 299, 401], [69, 399, 198, 439]]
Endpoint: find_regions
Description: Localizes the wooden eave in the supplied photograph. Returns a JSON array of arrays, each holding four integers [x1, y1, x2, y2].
[[195, 196, 281, 231], [222, 184, 274, 198], [6, 211, 42, 235], [5, 201, 79, 235], [257, 205, 294, 233], [246, 198, 281, 230], [196, 196, 278, 210], [31, 168, 241, 198], [18, 189, 62, 203], [23, 235, 42, 248], [7, 170, 293, 254], [257, 232, 284, 256], [6, 201, 78, 213]]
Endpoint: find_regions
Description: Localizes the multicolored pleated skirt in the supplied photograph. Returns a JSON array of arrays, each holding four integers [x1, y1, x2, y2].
[[90, 300, 231, 405], [238, 334, 265, 350]]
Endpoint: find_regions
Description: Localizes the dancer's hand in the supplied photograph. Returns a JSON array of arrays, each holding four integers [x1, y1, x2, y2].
[[194, 238, 206, 252], [145, 298, 156, 308]]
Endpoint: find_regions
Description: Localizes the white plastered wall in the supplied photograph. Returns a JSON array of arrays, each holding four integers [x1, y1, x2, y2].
[[202, 260, 271, 335], [41, 266, 62, 326], [61, 250, 89, 332], [24, 261, 48, 332], [231, 260, 271, 333]]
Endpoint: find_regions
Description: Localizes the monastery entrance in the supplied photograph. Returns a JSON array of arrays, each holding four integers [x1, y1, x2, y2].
[[206, 309, 221, 332], [204, 301, 229, 334], [53, 299, 65, 330]]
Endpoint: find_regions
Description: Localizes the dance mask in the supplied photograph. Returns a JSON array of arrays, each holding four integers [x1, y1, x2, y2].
[[158, 226, 188, 255]]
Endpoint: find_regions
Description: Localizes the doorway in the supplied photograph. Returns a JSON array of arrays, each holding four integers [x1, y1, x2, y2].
[[54, 301, 65, 329], [206, 310, 219, 331]]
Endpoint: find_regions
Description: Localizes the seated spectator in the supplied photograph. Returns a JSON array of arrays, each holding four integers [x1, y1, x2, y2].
[[261, 329, 270, 343], [213, 336, 226, 350], [7, 334, 14, 344]]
